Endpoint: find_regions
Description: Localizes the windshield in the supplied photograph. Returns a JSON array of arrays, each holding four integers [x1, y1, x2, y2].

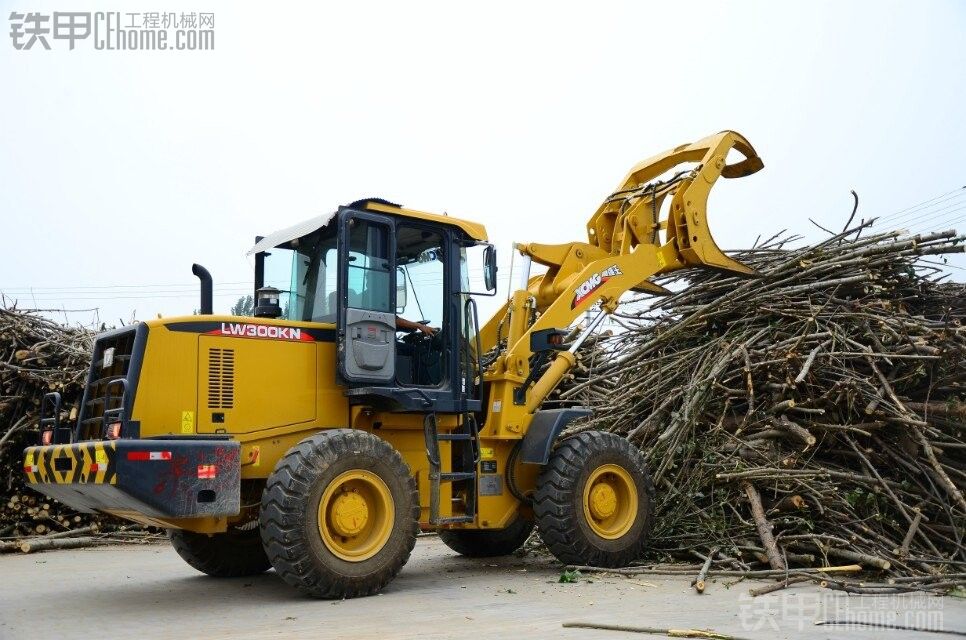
[[262, 224, 339, 323], [398, 246, 444, 326]]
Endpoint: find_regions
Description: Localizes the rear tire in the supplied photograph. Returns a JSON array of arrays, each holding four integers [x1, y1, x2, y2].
[[260, 429, 419, 598], [169, 526, 271, 577], [439, 514, 534, 557], [534, 431, 655, 567]]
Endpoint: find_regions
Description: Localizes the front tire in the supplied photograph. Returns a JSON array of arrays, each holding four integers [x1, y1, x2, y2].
[[259, 429, 419, 598], [439, 514, 534, 557], [169, 525, 271, 577], [534, 431, 655, 567]]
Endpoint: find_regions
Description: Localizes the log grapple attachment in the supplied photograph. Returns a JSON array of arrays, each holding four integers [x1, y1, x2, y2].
[[587, 129, 763, 278]]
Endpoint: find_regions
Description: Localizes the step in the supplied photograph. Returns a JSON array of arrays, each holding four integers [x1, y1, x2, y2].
[[435, 515, 474, 525], [437, 433, 473, 441], [436, 472, 476, 482]]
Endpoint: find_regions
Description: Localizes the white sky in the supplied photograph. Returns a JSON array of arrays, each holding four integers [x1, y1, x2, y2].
[[1, 0, 964, 327]]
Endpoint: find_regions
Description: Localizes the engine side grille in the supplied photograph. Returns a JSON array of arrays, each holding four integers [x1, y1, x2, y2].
[[77, 327, 139, 440], [207, 348, 235, 409]]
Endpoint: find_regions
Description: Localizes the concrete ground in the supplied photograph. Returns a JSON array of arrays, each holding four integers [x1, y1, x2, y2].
[[1, 537, 962, 640]]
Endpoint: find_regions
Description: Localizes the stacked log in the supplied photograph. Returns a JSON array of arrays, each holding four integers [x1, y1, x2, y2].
[[0, 307, 142, 544], [554, 221, 965, 592]]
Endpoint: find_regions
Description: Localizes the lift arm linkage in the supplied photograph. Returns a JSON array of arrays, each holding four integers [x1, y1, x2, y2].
[[479, 131, 763, 437]]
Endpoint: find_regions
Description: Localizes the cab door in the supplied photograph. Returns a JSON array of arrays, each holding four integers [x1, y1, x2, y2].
[[336, 211, 397, 384]]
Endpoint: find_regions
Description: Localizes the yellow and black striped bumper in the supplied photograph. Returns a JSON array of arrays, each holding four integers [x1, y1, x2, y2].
[[24, 441, 118, 486], [23, 439, 241, 518]]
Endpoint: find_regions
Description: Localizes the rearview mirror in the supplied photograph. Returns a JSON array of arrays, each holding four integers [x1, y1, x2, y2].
[[483, 245, 497, 293], [396, 267, 407, 313]]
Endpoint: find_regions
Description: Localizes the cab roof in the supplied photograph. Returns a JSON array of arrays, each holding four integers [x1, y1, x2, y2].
[[363, 200, 488, 242], [247, 199, 487, 256]]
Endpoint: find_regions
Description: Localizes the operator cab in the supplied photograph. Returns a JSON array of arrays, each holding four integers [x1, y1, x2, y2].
[[249, 199, 497, 414]]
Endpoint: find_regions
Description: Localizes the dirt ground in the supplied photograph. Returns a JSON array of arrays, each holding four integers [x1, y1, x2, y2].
[[1, 536, 962, 640]]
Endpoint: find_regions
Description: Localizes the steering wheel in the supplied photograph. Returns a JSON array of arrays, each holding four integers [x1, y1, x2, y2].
[[399, 325, 442, 386]]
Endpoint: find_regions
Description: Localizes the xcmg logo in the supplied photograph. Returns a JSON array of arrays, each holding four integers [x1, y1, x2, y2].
[[208, 323, 312, 342], [571, 265, 622, 309]]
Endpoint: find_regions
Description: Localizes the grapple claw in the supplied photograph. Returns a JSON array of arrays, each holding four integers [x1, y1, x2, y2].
[[588, 130, 762, 278]]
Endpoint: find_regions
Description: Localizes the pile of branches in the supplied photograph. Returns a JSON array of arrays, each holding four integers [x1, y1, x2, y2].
[[0, 306, 136, 544], [558, 222, 965, 593]]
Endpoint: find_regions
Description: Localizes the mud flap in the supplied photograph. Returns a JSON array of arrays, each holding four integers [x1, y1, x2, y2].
[[519, 407, 593, 465]]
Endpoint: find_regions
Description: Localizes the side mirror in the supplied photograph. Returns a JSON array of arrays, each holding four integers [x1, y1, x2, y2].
[[396, 266, 408, 313], [483, 245, 498, 293]]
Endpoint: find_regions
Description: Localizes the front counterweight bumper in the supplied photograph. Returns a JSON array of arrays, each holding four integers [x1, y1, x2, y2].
[[23, 439, 240, 518]]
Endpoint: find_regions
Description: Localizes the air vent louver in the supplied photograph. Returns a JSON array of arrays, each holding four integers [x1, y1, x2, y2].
[[207, 348, 235, 409]]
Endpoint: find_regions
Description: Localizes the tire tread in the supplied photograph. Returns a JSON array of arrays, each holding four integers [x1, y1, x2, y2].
[[259, 429, 419, 598], [534, 431, 655, 567], [169, 527, 271, 577], [438, 515, 533, 557]]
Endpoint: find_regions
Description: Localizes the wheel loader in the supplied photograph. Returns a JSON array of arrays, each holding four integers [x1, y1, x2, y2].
[[23, 131, 763, 598]]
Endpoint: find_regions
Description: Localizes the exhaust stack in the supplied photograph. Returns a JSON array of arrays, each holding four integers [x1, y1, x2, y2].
[[191, 263, 213, 315]]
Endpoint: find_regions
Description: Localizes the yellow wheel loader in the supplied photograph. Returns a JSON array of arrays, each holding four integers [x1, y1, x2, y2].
[[23, 131, 763, 598]]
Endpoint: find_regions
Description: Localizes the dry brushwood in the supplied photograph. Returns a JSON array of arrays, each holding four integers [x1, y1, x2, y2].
[[3, 219, 965, 584], [553, 220, 965, 594], [0, 305, 140, 543]]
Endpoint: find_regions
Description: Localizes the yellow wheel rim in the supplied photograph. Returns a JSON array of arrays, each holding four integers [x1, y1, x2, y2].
[[582, 464, 638, 540], [318, 470, 394, 562]]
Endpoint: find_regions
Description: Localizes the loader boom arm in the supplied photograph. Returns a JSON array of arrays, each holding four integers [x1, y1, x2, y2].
[[479, 130, 762, 438]]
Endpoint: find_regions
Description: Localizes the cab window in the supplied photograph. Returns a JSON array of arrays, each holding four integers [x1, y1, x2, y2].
[[345, 218, 392, 313], [260, 226, 339, 322]]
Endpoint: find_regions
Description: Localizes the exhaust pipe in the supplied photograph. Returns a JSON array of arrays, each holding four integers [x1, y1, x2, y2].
[[191, 263, 213, 315]]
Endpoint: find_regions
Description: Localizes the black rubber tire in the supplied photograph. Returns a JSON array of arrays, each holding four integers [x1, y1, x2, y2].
[[534, 431, 655, 567], [169, 526, 271, 577], [438, 514, 534, 557], [259, 429, 419, 599]]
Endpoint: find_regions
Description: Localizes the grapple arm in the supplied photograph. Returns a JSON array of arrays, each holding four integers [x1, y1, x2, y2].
[[481, 131, 763, 438]]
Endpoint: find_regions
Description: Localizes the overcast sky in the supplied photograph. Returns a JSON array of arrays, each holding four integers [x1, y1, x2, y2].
[[1, 1, 964, 327]]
